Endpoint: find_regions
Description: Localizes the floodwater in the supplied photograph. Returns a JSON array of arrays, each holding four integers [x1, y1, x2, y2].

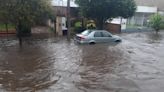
[[0, 32, 164, 92]]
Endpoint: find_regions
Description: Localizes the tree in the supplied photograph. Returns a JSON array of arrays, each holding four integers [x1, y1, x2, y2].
[[149, 13, 163, 33], [0, 0, 14, 34], [0, 0, 53, 46], [160, 15, 164, 30], [75, 0, 136, 29]]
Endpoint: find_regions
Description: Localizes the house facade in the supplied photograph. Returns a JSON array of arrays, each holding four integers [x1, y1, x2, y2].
[[50, 0, 164, 32], [127, 6, 158, 26], [135, 0, 164, 12], [127, 0, 164, 26], [49, 0, 78, 35]]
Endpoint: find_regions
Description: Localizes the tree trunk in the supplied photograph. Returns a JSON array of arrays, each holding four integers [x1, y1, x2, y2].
[[16, 23, 23, 47], [54, 21, 57, 36], [5, 23, 8, 40], [156, 29, 159, 34], [96, 18, 104, 30], [18, 37, 22, 47]]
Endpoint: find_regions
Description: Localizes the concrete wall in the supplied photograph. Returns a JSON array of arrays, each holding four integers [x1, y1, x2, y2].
[[56, 17, 67, 36]]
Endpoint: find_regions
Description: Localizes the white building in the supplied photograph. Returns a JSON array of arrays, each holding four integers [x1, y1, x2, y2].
[[127, 0, 164, 26], [127, 6, 158, 26]]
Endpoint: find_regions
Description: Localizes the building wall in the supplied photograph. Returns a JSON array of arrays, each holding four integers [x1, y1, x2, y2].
[[135, 0, 164, 11], [53, 6, 67, 17], [159, 11, 164, 15], [137, 6, 157, 13], [128, 12, 154, 26], [51, 6, 79, 36], [105, 23, 121, 33], [128, 6, 157, 26], [110, 18, 127, 30], [55, 17, 67, 36], [56, 17, 63, 36]]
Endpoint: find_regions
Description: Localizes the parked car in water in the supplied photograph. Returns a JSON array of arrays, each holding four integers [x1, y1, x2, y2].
[[74, 30, 122, 44]]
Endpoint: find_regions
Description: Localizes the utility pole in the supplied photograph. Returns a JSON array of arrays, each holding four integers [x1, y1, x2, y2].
[[67, 0, 71, 40]]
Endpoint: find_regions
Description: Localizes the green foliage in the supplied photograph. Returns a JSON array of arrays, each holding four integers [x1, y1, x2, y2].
[[160, 23, 164, 29], [0, 0, 53, 37], [161, 16, 164, 29], [0, 24, 15, 30], [149, 14, 163, 32], [75, 0, 136, 29], [0, 0, 53, 27]]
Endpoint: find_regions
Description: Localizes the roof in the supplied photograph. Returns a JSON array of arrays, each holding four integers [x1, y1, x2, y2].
[[52, 0, 78, 7], [136, 6, 157, 13], [135, 0, 164, 11]]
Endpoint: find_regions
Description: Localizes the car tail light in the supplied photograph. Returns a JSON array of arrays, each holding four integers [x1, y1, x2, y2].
[[80, 36, 85, 40]]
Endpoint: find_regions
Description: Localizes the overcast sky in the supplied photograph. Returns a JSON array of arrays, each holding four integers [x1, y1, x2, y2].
[[52, 0, 78, 7]]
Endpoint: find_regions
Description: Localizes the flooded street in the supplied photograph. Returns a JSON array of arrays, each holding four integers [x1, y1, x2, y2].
[[0, 32, 164, 92]]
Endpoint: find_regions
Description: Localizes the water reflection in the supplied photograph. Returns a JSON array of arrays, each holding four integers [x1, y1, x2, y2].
[[1, 32, 164, 92], [0, 37, 59, 92], [146, 33, 163, 43], [75, 44, 133, 92]]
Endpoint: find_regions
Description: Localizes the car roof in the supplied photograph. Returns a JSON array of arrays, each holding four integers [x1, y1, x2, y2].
[[85, 29, 107, 32]]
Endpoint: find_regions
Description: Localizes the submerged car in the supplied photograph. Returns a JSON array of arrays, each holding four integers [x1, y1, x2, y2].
[[74, 30, 122, 44]]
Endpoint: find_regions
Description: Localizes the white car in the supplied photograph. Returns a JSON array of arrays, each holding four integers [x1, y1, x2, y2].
[[74, 30, 122, 44]]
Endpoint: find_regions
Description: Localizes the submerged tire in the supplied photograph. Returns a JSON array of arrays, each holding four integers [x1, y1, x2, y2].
[[89, 42, 95, 45], [115, 40, 121, 42]]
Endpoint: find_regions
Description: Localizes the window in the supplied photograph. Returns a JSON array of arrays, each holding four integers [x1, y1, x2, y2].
[[81, 30, 92, 36], [102, 31, 112, 37], [94, 32, 102, 37]]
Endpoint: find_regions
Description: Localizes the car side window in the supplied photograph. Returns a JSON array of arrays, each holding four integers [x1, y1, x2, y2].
[[102, 32, 112, 37], [94, 32, 102, 37]]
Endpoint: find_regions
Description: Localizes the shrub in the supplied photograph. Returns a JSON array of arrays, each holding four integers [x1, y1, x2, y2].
[[149, 13, 162, 32]]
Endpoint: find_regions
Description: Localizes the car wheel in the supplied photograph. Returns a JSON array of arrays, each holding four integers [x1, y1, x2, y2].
[[115, 40, 121, 42], [89, 42, 95, 45]]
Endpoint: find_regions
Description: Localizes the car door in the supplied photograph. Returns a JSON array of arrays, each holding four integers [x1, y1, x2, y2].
[[101, 31, 113, 43], [94, 31, 104, 43]]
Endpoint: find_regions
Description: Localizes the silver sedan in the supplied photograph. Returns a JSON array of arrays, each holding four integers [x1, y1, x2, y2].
[[74, 30, 122, 44]]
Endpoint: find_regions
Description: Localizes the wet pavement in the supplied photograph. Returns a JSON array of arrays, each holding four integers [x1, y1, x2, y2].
[[0, 32, 164, 92]]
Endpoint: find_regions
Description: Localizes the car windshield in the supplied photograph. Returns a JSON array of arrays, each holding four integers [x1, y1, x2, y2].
[[81, 30, 92, 36], [107, 32, 113, 37]]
